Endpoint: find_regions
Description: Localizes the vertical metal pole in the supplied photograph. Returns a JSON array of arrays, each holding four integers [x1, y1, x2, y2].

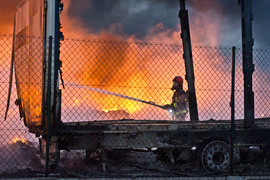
[[239, 0, 254, 127], [179, 0, 199, 121], [102, 150, 107, 173], [42, 0, 48, 128], [230, 46, 236, 174], [45, 36, 53, 176]]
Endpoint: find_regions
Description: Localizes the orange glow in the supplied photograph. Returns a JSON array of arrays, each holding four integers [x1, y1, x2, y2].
[[103, 106, 119, 113], [61, 0, 96, 38], [72, 97, 80, 107], [12, 137, 26, 144], [0, 38, 12, 68], [35, 105, 42, 117], [60, 33, 175, 115], [3, 1, 246, 121], [59, 0, 228, 119], [19, 84, 43, 124], [0, 1, 17, 34]]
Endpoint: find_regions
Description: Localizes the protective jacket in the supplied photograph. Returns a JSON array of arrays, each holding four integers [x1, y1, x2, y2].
[[168, 89, 188, 120]]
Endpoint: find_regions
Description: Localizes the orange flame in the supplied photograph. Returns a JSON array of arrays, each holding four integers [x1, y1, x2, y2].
[[12, 137, 26, 144], [102, 106, 118, 113]]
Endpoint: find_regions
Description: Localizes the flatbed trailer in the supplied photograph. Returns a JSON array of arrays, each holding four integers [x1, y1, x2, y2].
[[52, 118, 270, 149], [34, 118, 270, 172]]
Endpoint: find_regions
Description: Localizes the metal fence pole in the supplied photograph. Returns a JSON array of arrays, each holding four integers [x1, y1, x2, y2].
[[179, 0, 199, 121], [45, 36, 53, 176], [230, 46, 236, 174], [240, 0, 255, 127]]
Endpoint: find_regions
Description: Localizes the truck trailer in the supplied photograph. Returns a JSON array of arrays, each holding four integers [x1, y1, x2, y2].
[[8, 0, 270, 173]]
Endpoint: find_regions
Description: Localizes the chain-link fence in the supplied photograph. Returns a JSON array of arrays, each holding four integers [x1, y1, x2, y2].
[[60, 39, 270, 121], [1, 33, 270, 178]]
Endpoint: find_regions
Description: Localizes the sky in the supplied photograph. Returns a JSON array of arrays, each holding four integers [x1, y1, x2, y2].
[[1, 0, 270, 48]]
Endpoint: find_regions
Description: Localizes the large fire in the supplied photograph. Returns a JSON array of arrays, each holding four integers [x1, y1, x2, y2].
[[60, 33, 176, 120], [56, 0, 230, 121], [1, 1, 269, 122], [58, 0, 230, 120]]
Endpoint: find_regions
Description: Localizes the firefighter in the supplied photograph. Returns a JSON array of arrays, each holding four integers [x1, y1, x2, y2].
[[162, 76, 188, 121]]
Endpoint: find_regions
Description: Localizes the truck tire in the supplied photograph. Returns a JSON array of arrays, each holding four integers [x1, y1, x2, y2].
[[200, 140, 230, 172]]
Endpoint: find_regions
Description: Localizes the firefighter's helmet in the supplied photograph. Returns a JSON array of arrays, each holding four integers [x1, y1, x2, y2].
[[173, 76, 183, 86]]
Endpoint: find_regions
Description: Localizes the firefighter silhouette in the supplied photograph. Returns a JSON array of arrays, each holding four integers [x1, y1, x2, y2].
[[162, 76, 188, 121]]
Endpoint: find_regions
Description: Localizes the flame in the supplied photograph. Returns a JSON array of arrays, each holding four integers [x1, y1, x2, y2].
[[72, 97, 80, 107], [12, 137, 26, 144], [2, 0, 236, 121], [58, 0, 228, 120], [102, 106, 118, 113], [19, 84, 43, 124], [1, 0, 267, 122], [35, 105, 42, 117]]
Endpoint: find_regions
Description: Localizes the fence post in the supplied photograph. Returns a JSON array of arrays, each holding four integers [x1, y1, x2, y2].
[[45, 36, 53, 177], [239, 0, 255, 127], [179, 0, 199, 121], [230, 46, 236, 174]]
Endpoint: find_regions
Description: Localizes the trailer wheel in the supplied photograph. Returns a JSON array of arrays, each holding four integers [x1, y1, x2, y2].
[[201, 140, 230, 172]]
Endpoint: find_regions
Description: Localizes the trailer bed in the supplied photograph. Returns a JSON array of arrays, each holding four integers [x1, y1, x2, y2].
[[58, 118, 270, 133], [38, 118, 270, 151]]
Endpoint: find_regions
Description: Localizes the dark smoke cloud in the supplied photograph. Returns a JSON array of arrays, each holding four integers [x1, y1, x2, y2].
[[67, 0, 179, 39], [67, 0, 270, 48], [1, 0, 270, 48], [252, 0, 270, 48]]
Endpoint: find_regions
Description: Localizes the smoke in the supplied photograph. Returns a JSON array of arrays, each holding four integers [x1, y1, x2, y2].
[[1, 0, 270, 48], [63, 0, 270, 48], [61, 0, 95, 38], [66, 0, 178, 39], [0, 140, 43, 174], [252, 1, 270, 48], [188, 0, 270, 48]]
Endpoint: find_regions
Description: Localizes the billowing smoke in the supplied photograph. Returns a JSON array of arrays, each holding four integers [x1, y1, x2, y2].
[[66, 0, 177, 39], [188, 0, 270, 48], [2, 0, 270, 48], [63, 0, 270, 48]]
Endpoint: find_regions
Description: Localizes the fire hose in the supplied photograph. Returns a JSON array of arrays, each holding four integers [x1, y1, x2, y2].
[[65, 83, 167, 110]]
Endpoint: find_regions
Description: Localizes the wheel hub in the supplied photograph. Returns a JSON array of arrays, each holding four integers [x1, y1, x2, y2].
[[201, 140, 230, 172]]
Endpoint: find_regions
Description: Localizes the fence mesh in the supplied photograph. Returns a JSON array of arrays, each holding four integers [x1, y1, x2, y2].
[[1, 33, 270, 178], [61, 39, 185, 122]]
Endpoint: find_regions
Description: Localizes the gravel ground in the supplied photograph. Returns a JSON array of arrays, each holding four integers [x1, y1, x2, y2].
[[1, 142, 270, 178]]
